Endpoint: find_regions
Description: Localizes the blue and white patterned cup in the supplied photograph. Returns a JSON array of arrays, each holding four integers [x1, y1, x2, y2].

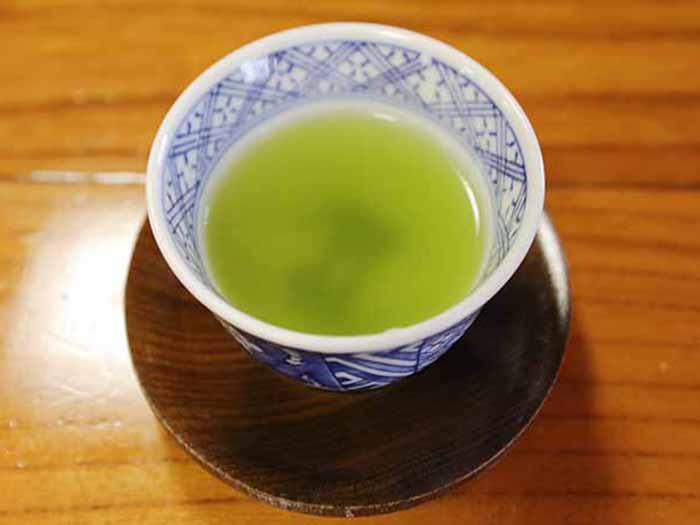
[[146, 23, 544, 392]]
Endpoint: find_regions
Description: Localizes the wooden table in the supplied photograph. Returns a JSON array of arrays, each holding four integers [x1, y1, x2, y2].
[[1, 1, 699, 523]]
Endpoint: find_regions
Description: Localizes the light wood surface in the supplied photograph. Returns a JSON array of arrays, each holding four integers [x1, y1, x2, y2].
[[1, 1, 699, 523]]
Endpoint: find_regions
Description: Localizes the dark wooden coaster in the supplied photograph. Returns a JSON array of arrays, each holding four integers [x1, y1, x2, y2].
[[126, 214, 570, 517]]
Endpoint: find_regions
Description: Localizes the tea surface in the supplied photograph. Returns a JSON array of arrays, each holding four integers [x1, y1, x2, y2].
[[204, 105, 487, 335]]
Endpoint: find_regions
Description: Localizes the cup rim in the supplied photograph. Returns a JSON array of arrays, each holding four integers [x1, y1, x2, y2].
[[146, 22, 544, 354]]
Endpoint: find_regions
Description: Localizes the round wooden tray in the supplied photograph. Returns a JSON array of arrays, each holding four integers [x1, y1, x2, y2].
[[126, 214, 570, 517]]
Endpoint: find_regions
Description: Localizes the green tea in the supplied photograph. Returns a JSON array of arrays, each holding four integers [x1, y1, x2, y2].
[[203, 102, 488, 335]]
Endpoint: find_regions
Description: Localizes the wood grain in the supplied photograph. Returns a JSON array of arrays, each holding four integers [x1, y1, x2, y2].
[[125, 218, 569, 516], [1, 0, 699, 522]]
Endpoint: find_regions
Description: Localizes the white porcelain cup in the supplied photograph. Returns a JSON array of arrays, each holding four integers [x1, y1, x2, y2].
[[146, 23, 544, 391]]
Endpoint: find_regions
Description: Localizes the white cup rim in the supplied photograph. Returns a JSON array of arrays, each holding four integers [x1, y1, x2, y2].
[[146, 22, 544, 354]]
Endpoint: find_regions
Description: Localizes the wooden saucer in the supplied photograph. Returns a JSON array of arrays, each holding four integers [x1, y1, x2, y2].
[[126, 214, 570, 517]]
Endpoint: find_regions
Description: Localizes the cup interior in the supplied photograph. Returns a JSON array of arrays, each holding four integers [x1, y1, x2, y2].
[[147, 23, 544, 352]]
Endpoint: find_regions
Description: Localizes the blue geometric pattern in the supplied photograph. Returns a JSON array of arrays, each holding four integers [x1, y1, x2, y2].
[[220, 313, 477, 391], [162, 40, 527, 277], [158, 39, 530, 390]]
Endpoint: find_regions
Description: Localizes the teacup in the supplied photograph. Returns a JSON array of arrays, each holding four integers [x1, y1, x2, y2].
[[146, 23, 544, 391]]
